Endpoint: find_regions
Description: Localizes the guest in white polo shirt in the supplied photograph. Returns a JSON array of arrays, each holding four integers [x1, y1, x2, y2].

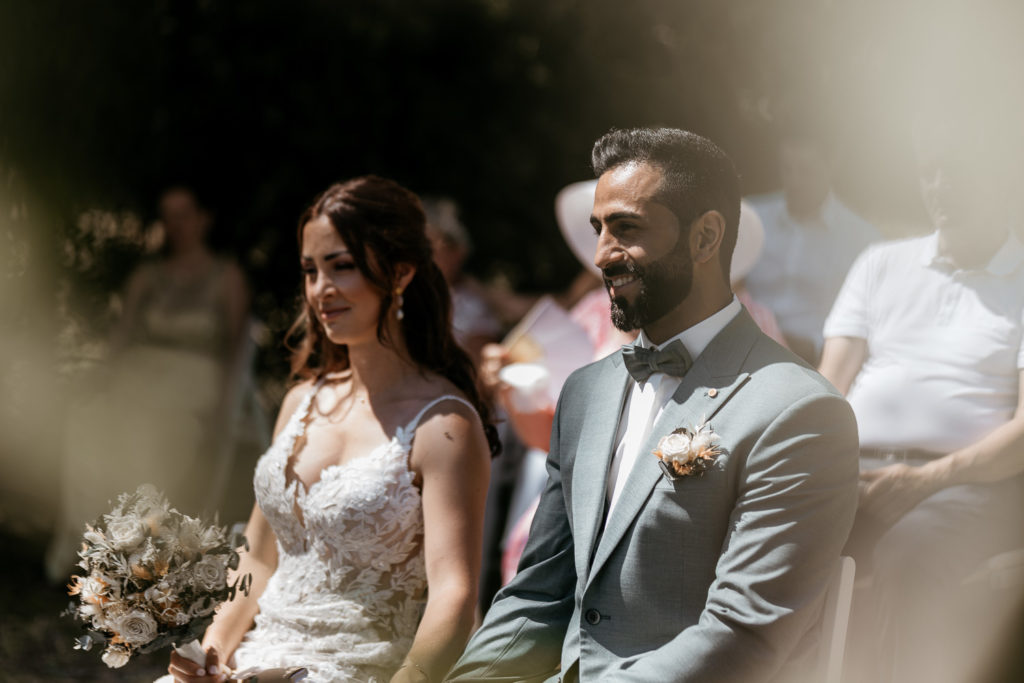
[[819, 106, 1024, 683]]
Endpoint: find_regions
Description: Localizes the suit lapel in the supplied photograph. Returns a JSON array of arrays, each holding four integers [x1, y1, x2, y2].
[[586, 310, 760, 585], [571, 354, 631, 582]]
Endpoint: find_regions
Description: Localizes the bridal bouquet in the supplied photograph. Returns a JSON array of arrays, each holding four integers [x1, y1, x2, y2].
[[66, 484, 250, 669]]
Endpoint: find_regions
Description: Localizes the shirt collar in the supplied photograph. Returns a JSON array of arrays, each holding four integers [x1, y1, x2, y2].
[[637, 295, 742, 360], [921, 230, 1024, 276]]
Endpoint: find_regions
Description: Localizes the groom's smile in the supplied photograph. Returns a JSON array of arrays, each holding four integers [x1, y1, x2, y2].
[[602, 262, 641, 299]]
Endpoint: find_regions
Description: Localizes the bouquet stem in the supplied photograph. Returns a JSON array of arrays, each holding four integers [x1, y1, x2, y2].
[[174, 639, 207, 667]]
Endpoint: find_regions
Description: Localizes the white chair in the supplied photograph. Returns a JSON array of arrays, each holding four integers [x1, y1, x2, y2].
[[814, 556, 856, 683]]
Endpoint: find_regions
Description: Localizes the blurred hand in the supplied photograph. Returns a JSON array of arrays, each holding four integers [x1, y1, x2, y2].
[[168, 646, 226, 683], [858, 463, 942, 531], [479, 343, 510, 395]]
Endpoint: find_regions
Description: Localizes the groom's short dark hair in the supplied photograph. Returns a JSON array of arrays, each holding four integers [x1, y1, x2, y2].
[[591, 127, 740, 278]]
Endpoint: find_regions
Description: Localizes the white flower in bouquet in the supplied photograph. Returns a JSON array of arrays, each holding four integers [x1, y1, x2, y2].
[[77, 600, 102, 623], [106, 514, 148, 551], [101, 644, 131, 669], [200, 525, 227, 552], [144, 580, 176, 608], [76, 575, 110, 606], [113, 608, 159, 646], [133, 483, 168, 513], [192, 555, 228, 592], [66, 484, 250, 670]]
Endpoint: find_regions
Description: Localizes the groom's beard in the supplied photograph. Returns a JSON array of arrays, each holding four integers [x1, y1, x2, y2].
[[605, 242, 694, 332]]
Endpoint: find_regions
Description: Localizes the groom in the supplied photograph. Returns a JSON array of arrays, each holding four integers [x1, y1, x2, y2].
[[447, 128, 860, 682]]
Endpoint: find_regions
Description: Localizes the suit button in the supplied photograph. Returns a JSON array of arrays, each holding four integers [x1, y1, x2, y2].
[[584, 608, 602, 625]]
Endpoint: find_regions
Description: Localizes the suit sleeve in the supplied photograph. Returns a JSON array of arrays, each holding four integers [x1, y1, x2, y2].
[[612, 391, 860, 682], [445, 386, 578, 682]]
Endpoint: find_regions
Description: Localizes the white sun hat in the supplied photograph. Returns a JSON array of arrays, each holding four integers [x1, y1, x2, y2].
[[555, 179, 601, 276], [555, 179, 764, 285]]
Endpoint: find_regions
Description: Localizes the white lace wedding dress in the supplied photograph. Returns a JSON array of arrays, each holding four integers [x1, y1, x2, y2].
[[159, 383, 475, 682]]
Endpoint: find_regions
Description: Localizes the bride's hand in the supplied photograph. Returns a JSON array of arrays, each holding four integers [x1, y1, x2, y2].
[[168, 646, 227, 682]]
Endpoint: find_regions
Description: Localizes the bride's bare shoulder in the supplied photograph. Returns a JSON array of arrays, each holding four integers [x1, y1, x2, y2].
[[272, 378, 317, 437]]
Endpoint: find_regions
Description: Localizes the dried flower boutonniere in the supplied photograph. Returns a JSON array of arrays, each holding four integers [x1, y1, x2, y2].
[[653, 419, 721, 480]]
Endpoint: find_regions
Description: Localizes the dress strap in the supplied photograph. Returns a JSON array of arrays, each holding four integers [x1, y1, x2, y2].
[[404, 395, 478, 434]]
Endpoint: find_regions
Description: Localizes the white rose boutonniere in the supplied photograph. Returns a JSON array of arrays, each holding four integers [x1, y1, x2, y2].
[[653, 419, 721, 480]]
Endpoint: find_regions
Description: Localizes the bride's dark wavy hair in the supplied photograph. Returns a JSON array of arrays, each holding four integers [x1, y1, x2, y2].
[[286, 175, 500, 456]]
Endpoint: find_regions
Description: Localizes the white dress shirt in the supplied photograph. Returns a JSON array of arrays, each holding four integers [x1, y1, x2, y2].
[[605, 296, 742, 520]]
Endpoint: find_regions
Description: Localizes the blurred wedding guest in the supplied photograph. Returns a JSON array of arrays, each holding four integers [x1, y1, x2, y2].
[[45, 186, 252, 583], [422, 197, 501, 361], [819, 104, 1024, 683], [729, 199, 787, 348], [474, 180, 636, 598], [164, 176, 496, 683], [745, 121, 879, 363]]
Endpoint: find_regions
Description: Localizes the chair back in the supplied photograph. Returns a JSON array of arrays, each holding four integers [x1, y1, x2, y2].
[[816, 555, 856, 683]]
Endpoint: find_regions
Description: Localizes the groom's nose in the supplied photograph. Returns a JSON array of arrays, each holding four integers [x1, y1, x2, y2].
[[594, 227, 623, 272]]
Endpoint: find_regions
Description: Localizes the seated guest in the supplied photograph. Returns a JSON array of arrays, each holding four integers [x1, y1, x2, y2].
[[819, 105, 1024, 683], [745, 120, 879, 363], [423, 197, 502, 361]]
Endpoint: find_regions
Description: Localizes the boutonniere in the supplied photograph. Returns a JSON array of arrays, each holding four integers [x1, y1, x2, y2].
[[653, 419, 721, 480]]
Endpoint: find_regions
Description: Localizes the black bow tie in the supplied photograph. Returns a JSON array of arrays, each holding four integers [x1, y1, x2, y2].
[[621, 339, 693, 383]]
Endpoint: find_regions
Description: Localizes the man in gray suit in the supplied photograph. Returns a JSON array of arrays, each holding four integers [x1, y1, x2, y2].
[[447, 128, 859, 682]]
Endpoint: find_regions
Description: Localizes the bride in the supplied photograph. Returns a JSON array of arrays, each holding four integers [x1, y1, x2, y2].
[[164, 176, 497, 682]]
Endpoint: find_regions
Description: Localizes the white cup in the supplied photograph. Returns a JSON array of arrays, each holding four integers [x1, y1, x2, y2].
[[499, 363, 552, 413]]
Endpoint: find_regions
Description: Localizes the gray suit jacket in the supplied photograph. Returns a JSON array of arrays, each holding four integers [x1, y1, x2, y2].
[[448, 310, 859, 682]]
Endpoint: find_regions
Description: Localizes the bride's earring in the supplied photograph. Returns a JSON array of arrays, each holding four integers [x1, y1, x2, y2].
[[394, 287, 405, 321]]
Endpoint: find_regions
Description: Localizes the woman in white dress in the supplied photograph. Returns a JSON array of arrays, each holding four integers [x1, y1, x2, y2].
[[165, 176, 498, 682]]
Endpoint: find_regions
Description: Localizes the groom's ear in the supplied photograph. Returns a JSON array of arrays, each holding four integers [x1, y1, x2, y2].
[[689, 210, 726, 265]]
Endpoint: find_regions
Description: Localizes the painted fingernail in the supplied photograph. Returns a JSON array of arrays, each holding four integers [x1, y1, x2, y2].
[[209, 665, 220, 675], [196, 668, 206, 676]]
